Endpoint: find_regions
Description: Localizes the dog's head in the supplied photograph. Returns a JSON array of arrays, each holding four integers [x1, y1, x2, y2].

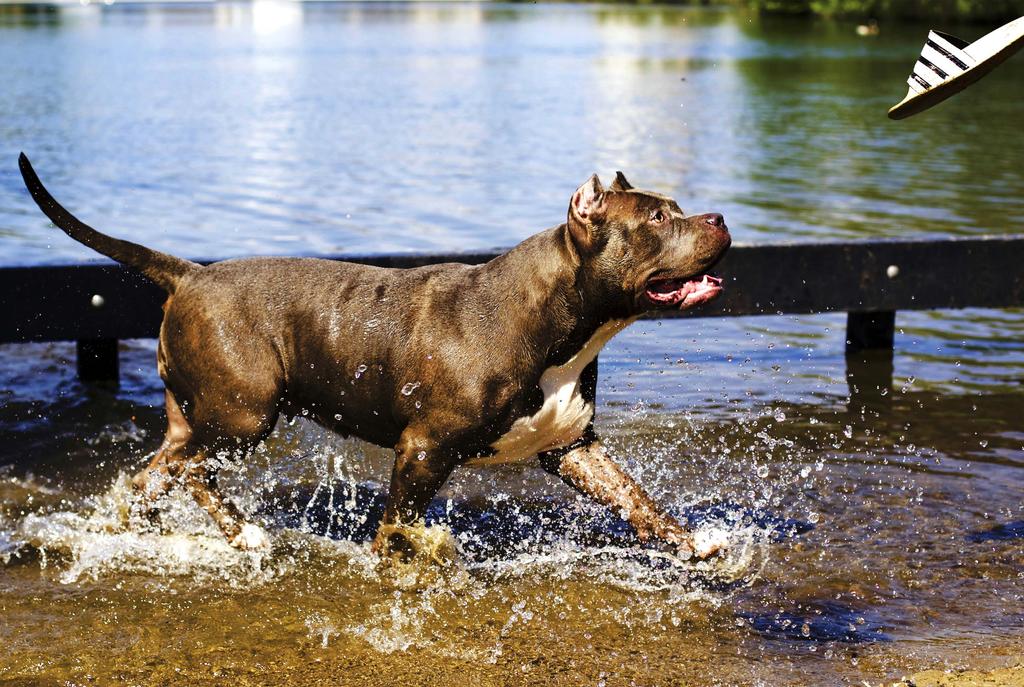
[[565, 172, 730, 316]]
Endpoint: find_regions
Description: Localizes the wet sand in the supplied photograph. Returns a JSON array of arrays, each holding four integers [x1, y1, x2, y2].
[[901, 662, 1024, 687]]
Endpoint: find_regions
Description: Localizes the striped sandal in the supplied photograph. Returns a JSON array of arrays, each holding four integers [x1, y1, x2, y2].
[[889, 16, 1024, 119]]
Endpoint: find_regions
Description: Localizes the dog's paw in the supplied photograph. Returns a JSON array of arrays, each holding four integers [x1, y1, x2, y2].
[[230, 523, 271, 551]]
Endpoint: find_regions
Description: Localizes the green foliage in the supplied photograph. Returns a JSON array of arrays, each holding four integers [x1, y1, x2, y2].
[[741, 0, 1024, 21]]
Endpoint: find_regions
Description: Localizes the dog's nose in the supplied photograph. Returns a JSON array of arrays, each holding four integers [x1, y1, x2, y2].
[[704, 213, 725, 228]]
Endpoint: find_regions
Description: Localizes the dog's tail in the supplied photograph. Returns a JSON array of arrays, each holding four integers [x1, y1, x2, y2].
[[19, 153, 200, 293]]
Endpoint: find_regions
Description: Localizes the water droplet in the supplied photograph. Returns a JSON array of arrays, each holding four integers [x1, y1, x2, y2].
[[774, 410, 786, 422], [334, 413, 342, 421], [401, 381, 421, 396], [843, 425, 853, 439], [354, 364, 367, 379], [756, 465, 769, 478], [808, 512, 820, 524], [801, 622, 811, 637], [416, 451, 427, 461]]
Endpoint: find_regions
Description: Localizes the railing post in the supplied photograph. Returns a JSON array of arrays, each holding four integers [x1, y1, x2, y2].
[[845, 311, 895, 353], [76, 338, 120, 384], [845, 311, 894, 410]]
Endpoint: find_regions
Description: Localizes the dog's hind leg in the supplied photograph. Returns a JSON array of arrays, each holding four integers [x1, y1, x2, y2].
[[130, 280, 286, 549], [132, 389, 191, 502], [134, 382, 280, 550], [181, 451, 270, 550], [178, 398, 281, 550]]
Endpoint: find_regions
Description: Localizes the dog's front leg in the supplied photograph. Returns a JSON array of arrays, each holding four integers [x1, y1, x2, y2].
[[373, 428, 456, 561], [540, 439, 720, 559]]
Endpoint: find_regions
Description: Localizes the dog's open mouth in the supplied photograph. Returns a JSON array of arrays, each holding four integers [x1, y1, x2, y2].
[[645, 274, 724, 310]]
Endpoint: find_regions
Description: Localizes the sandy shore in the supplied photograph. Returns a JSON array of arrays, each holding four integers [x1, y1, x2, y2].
[[897, 662, 1024, 687]]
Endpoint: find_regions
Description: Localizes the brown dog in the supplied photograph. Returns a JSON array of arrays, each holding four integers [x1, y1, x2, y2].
[[19, 154, 730, 559]]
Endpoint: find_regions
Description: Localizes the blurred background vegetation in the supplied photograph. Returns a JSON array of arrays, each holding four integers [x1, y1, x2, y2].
[[679, 0, 1024, 22]]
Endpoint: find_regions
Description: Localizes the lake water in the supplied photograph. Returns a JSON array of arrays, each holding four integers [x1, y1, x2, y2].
[[1, 3, 1022, 685]]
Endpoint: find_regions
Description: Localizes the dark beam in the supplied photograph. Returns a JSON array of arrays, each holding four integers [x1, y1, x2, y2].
[[846, 350, 894, 415], [0, 264, 164, 343], [76, 338, 119, 383], [845, 311, 896, 353], [845, 311, 896, 410]]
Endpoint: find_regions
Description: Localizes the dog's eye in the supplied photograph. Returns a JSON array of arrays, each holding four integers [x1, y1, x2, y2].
[[650, 209, 665, 224]]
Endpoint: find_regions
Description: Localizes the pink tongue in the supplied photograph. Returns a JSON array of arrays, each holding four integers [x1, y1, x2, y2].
[[688, 274, 722, 295], [648, 274, 722, 303], [679, 275, 722, 306]]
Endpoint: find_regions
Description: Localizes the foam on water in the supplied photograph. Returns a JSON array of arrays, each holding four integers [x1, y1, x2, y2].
[[20, 512, 272, 584], [466, 524, 769, 595], [11, 473, 283, 585], [0, 526, 19, 564]]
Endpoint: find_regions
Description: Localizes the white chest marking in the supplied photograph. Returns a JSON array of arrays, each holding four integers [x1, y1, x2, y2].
[[467, 318, 636, 467]]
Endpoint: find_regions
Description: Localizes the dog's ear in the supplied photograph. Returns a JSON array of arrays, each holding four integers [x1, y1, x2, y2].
[[609, 171, 633, 192], [567, 174, 606, 252]]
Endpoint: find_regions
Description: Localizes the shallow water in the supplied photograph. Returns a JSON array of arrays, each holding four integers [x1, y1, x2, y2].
[[1, 3, 1023, 686], [2, 331, 1022, 685]]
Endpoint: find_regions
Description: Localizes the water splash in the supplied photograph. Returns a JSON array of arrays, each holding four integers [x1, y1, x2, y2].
[[0, 407, 822, 663], [14, 474, 282, 586]]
